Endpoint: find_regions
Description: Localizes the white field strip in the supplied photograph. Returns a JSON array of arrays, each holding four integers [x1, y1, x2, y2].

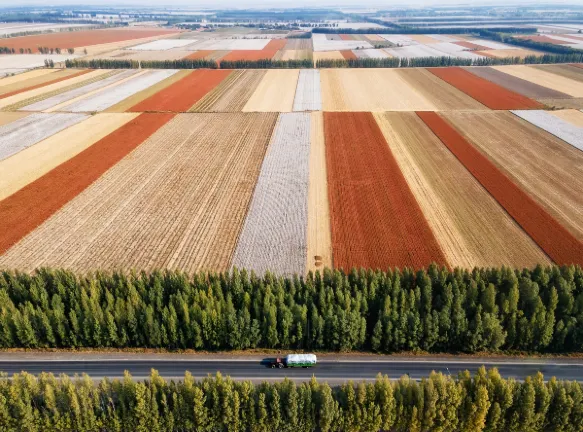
[[293, 70, 322, 112], [432, 42, 485, 59], [62, 70, 178, 112], [566, 43, 583, 50], [378, 35, 418, 46], [187, 39, 270, 50], [427, 34, 460, 42], [0, 23, 90, 36], [469, 39, 515, 50], [0, 69, 27, 77], [313, 39, 372, 52], [545, 34, 583, 44], [385, 44, 451, 59], [231, 113, 311, 275], [0, 54, 78, 70], [0, 113, 88, 161], [21, 70, 136, 111], [353, 49, 391, 59], [129, 39, 197, 50], [512, 110, 583, 152]]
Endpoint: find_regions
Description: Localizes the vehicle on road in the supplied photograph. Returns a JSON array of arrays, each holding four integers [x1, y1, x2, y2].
[[270, 354, 317, 368]]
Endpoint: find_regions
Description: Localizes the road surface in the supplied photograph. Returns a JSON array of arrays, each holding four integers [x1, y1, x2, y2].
[[1, 356, 582, 382]]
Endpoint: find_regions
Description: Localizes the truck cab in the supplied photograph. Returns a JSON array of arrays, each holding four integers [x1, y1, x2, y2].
[[269, 354, 317, 368], [270, 357, 285, 368]]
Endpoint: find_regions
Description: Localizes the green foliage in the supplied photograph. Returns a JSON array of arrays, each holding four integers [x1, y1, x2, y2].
[[286, 32, 312, 39], [0, 265, 582, 353], [479, 29, 583, 55], [64, 58, 313, 70], [220, 58, 313, 69]]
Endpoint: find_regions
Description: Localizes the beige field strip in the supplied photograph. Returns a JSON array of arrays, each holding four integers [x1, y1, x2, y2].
[[104, 70, 191, 112], [307, 111, 332, 271], [0, 69, 111, 111], [397, 68, 486, 110], [0, 113, 278, 272], [0, 69, 57, 89], [444, 111, 583, 242], [0, 69, 71, 96], [321, 69, 436, 111], [281, 50, 311, 61], [0, 112, 29, 127], [243, 69, 299, 112], [374, 112, 549, 268], [79, 33, 181, 59], [549, 108, 583, 126], [190, 70, 266, 112], [313, 51, 344, 64], [0, 113, 137, 200], [479, 49, 542, 58], [492, 65, 583, 97]]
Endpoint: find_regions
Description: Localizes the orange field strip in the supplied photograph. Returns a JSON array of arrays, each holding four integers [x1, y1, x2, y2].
[[184, 50, 214, 60], [340, 50, 357, 60], [339, 34, 353, 41], [0, 113, 174, 255], [0, 29, 180, 52], [428, 67, 543, 109], [517, 35, 570, 45], [324, 111, 447, 270], [128, 69, 232, 112], [453, 41, 493, 51], [0, 69, 91, 100], [417, 111, 583, 265], [220, 39, 286, 62]]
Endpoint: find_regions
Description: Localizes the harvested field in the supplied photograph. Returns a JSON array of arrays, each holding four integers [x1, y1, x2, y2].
[[463, 66, 571, 99], [325, 112, 446, 270], [339, 34, 354, 41], [0, 69, 88, 99], [453, 41, 492, 51], [189, 70, 265, 112], [307, 111, 332, 271], [231, 113, 311, 275], [0, 113, 174, 256], [378, 35, 417, 46], [467, 39, 514, 49], [0, 69, 56, 87], [313, 51, 344, 63], [512, 110, 583, 152], [537, 98, 583, 109], [365, 35, 385, 42], [550, 108, 583, 126], [353, 49, 391, 59], [79, 34, 179, 58], [221, 39, 286, 62], [428, 67, 542, 109], [313, 39, 372, 52], [0, 54, 76, 70], [0, 113, 88, 161], [184, 50, 214, 60], [62, 70, 178, 113], [243, 69, 299, 112], [21, 70, 137, 111], [326, 34, 342, 41], [0, 113, 277, 272], [492, 65, 583, 97], [129, 39, 196, 50], [0, 113, 138, 201], [321, 69, 436, 111], [293, 70, 322, 112], [518, 35, 569, 45], [188, 39, 270, 51], [476, 48, 543, 58], [341, 50, 357, 59], [129, 69, 230, 112], [284, 39, 312, 50], [398, 68, 486, 110], [104, 70, 191, 113], [109, 49, 194, 62], [374, 111, 549, 268], [0, 69, 113, 111], [409, 34, 439, 44], [0, 28, 180, 52], [531, 64, 583, 84], [427, 34, 461, 42], [281, 50, 311, 60], [206, 50, 230, 61], [420, 111, 583, 264], [0, 111, 29, 127], [385, 44, 450, 59]]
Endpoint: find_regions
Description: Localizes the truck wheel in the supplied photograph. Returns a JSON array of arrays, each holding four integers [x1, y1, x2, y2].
[[271, 364, 275, 368], [278, 363, 284, 368]]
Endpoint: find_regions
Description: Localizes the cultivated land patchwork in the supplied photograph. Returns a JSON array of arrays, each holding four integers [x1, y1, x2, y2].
[[512, 110, 583, 152], [293, 70, 322, 112], [493, 65, 583, 97], [243, 69, 299, 112]]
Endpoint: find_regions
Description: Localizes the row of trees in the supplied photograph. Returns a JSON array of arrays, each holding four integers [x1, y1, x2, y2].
[[64, 58, 312, 70], [37, 47, 75, 54], [0, 265, 582, 353], [0, 368, 581, 431], [0, 47, 15, 54], [287, 32, 313, 39], [311, 26, 537, 34], [479, 30, 583, 55], [43, 59, 55, 68], [220, 58, 313, 69]]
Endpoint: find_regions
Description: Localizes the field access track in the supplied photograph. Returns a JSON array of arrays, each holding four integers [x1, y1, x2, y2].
[[428, 67, 543, 109], [324, 112, 447, 270], [418, 111, 583, 265], [0, 113, 174, 256], [129, 69, 232, 112]]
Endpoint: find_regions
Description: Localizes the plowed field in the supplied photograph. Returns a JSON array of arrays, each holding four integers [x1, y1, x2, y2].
[[221, 39, 286, 62], [184, 50, 214, 60], [418, 111, 583, 265], [243, 69, 299, 112], [374, 112, 549, 268], [0, 113, 173, 256], [0, 113, 277, 272], [492, 65, 583, 97], [340, 50, 357, 59], [190, 70, 266, 112], [453, 41, 492, 51], [128, 69, 232, 112], [324, 112, 446, 270], [0, 69, 89, 99], [531, 64, 583, 84], [428, 67, 542, 109], [0, 112, 28, 127]]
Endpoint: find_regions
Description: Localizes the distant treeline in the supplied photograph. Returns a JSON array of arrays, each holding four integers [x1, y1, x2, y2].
[[312, 26, 537, 34], [65, 58, 312, 70], [1, 368, 581, 432], [0, 25, 105, 40], [479, 29, 583, 55], [1, 265, 582, 353], [220, 58, 313, 69], [286, 32, 313, 39]]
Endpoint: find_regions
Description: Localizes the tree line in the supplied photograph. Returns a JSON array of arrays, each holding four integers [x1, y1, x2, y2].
[[478, 30, 583, 55], [286, 32, 313, 39], [311, 26, 537, 34], [220, 58, 313, 69], [0, 265, 582, 353], [0, 368, 581, 431], [64, 58, 312, 70]]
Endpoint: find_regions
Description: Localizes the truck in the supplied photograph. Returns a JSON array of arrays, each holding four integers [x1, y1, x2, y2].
[[270, 354, 317, 368]]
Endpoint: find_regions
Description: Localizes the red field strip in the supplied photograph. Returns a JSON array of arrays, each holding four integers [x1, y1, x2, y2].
[[417, 111, 583, 265], [453, 41, 493, 51], [339, 34, 354, 41], [324, 112, 447, 270], [340, 50, 357, 60], [184, 50, 214, 60], [128, 69, 231, 112], [570, 63, 583, 69], [473, 51, 500, 58], [428, 67, 543, 109], [0, 113, 174, 255], [220, 39, 286, 62], [0, 69, 91, 100], [0, 29, 180, 52]]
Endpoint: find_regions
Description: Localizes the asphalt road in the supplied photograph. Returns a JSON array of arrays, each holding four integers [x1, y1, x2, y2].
[[1, 358, 582, 382]]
